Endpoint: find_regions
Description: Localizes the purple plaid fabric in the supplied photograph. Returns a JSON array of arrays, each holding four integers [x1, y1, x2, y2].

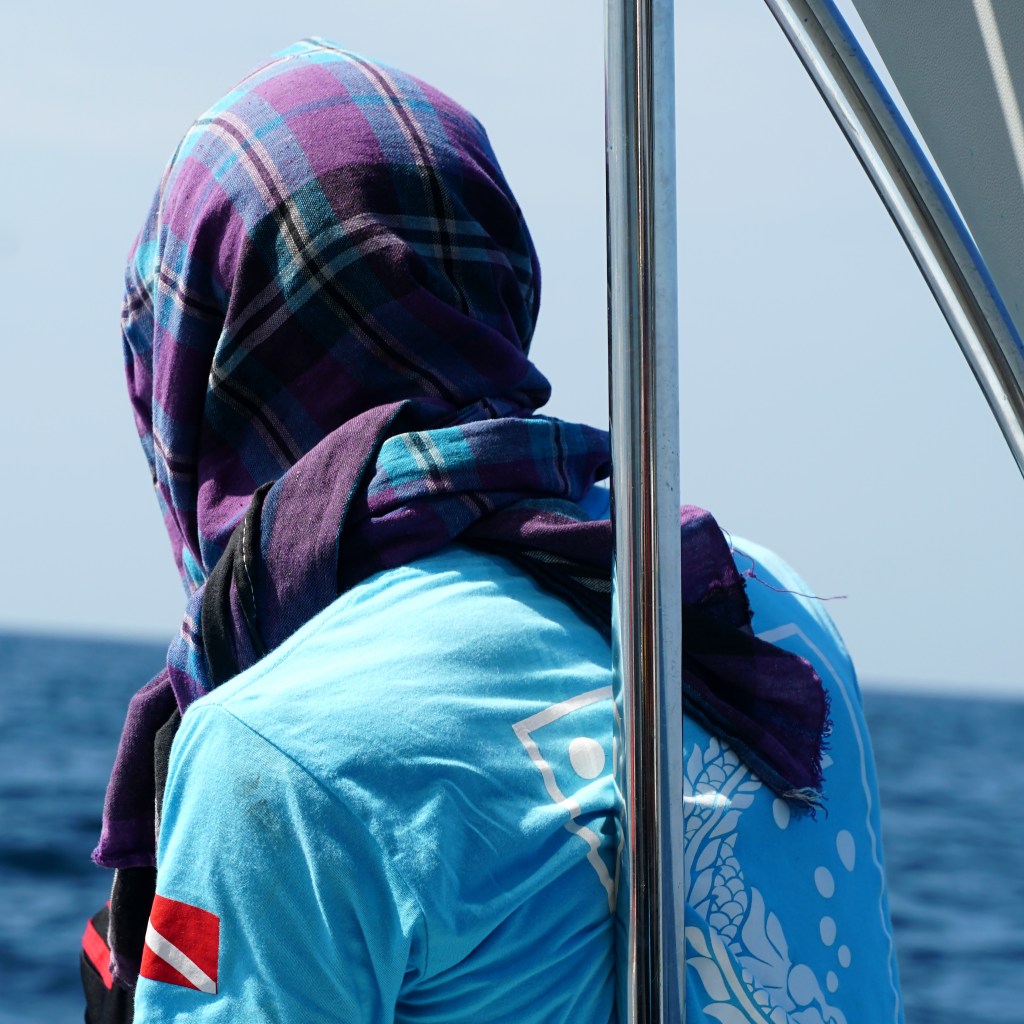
[[94, 39, 827, 988]]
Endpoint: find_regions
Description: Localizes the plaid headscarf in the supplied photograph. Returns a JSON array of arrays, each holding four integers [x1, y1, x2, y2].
[[93, 40, 827, 991]]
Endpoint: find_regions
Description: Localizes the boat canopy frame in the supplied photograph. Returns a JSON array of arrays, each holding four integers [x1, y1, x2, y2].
[[606, 1, 1024, 1022]]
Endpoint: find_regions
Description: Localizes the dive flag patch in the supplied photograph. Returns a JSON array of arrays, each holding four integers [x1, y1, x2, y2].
[[140, 894, 219, 994]]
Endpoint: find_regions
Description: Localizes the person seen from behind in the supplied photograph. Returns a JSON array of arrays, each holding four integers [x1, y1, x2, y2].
[[81, 40, 903, 1024]]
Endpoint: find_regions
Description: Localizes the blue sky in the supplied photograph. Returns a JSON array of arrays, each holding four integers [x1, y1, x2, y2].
[[3, 0, 1022, 695]]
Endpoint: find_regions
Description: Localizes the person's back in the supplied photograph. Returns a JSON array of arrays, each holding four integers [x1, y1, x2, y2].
[[135, 546, 617, 1022], [129, 538, 902, 1023]]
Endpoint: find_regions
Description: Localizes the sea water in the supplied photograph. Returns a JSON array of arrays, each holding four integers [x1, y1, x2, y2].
[[1, 631, 1021, 1023]]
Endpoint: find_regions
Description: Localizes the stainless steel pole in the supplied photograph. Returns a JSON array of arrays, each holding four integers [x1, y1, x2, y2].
[[763, 0, 1024, 478], [605, 0, 685, 1021]]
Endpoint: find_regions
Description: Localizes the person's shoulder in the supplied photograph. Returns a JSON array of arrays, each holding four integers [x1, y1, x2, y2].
[[207, 542, 607, 687], [181, 543, 612, 769]]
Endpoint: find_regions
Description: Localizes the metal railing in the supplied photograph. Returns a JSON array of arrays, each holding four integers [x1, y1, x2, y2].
[[763, 0, 1024, 478], [607, 1, 1024, 1017], [605, 0, 685, 1020]]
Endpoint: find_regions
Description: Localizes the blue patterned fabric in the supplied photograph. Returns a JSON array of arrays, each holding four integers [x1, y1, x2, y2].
[[682, 537, 903, 1024]]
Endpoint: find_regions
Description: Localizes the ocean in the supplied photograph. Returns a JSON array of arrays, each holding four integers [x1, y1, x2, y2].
[[1, 630, 1020, 1023]]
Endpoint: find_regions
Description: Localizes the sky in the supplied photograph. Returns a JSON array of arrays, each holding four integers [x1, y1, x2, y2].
[[2, 0, 1023, 696]]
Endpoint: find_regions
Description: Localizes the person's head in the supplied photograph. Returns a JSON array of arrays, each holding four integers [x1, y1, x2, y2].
[[122, 40, 550, 592]]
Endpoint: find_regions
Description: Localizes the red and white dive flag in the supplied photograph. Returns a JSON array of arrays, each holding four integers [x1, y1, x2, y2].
[[140, 894, 220, 994]]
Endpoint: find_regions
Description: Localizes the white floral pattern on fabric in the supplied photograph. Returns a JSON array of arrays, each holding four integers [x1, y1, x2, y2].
[[676, 538, 905, 1023], [684, 737, 848, 1024]]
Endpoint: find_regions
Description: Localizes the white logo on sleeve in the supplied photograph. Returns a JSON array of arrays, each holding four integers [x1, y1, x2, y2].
[[512, 686, 621, 911]]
